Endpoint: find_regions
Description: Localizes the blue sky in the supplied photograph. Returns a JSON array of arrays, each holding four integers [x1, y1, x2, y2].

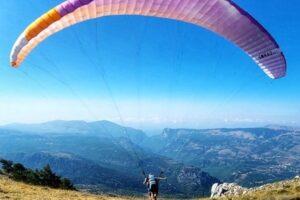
[[0, 0, 299, 130]]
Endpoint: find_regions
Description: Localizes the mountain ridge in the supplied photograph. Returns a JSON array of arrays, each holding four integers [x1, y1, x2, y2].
[[1, 120, 299, 196], [141, 126, 300, 187], [0, 121, 219, 197]]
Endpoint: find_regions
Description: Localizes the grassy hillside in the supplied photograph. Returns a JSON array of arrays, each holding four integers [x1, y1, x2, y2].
[[0, 175, 136, 200], [1, 174, 299, 200]]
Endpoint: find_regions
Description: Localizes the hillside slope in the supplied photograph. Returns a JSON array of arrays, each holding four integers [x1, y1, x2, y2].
[[1, 175, 299, 200], [0, 175, 134, 200]]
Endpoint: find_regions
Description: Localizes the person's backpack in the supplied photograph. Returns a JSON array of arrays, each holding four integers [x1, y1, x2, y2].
[[149, 174, 156, 185]]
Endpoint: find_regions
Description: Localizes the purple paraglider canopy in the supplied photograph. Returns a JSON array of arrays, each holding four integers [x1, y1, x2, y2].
[[10, 0, 286, 79]]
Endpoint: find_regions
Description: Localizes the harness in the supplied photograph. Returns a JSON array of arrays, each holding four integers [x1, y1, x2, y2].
[[149, 175, 156, 186]]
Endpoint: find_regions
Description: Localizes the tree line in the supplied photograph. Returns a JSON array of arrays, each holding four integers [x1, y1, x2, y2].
[[0, 158, 75, 190]]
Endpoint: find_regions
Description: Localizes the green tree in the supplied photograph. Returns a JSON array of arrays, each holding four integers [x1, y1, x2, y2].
[[26, 169, 41, 185], [0, 159, 75, 190], [39, 164, 61, 188], [60, 178, 75, 190], [11, 163, 27, 181], [0, 159, 13, 174]]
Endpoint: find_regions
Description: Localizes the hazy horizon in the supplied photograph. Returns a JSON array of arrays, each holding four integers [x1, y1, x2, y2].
[[1, 118, 298, 135]]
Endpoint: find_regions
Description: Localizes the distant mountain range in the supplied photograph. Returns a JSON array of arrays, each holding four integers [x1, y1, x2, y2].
[[2, 120, 146, 144], [141, 127, 300, 187], [0, 120, 299, 196], [0, 120, 218, 197]]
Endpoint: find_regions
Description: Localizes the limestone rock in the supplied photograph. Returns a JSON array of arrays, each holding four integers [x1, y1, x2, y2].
[[210, 182, 248, 198]]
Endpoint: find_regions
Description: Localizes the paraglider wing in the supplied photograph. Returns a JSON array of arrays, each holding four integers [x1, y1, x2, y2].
[[10, 0, 286, 79]]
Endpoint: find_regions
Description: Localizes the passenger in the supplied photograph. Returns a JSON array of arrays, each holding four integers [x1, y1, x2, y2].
[[143, 173, 166, 200]]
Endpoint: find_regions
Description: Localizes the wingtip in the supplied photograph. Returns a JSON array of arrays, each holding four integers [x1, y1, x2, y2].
[[273, 72, 287, 80], [11, 61, 18, 68]]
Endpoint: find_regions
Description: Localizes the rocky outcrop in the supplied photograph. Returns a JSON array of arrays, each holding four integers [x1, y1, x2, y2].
[[210, 182, 247, 198], [210, 175, 300, 198]]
